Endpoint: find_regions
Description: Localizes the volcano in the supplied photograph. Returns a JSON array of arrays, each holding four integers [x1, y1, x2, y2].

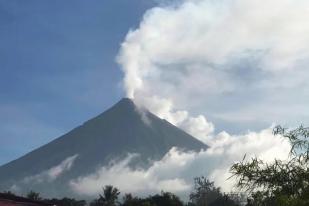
[[0, 98, 207, 197]]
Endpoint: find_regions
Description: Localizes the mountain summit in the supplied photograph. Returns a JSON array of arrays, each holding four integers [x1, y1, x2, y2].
[[0, 98, 207, 197]]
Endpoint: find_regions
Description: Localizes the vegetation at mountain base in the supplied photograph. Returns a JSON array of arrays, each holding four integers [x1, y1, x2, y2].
[[0, 179, 240, 206], [87, 180, 241, 206], [27, 190, 42, 201], [231, 125, 309, 206], [188, 177, 241, 206], [90, 185, 120, 206]]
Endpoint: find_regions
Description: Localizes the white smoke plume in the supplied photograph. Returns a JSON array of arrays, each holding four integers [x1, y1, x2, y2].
[[114, 0, 309, 196], [117, 0, 309, 139]]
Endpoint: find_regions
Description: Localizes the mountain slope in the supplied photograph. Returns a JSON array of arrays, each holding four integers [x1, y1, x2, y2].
[[0, 98, 207, 197]]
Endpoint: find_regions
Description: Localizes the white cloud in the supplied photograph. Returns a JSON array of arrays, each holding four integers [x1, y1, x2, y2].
[[23, 154, 78, 184], [181, 115, 214, 144], [70, 153, 191, 196], [133, 95, 214, 143], [70, 128, 290, 197], [117, 0, 309, 134]]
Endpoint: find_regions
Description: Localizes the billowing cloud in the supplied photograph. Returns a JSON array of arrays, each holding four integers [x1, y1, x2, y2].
[[70, 153, 190, 196], [118, 0, 309, 96], [117, 0, 309, 135], [70, 128, 290, 197], [23, 154, 78, 184], [133, 95, 214, 143]]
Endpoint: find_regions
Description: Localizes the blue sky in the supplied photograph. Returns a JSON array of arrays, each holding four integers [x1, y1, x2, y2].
[[0, 0, 155, 165]]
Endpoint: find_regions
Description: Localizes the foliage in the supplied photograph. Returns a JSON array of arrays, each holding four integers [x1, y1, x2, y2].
[[27, 190, 41, 201], [149, 191, 184, 206], [230, 125, 309, 206], [47, 197, 86, 206], [1, 190, 16, 197], [90, 185, 120, 206], [1, 181, 241, 206], [122, 193, 142, 206], [122, 191, 184, 206], [189, 176, 239, 206]]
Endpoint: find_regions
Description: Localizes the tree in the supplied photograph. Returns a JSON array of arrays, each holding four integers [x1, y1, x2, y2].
[[1, 190, 15, 196], [121, 194, 149, 206], [230, 125, 309, 206], [27, 190, 41, 201], [90, 199, 101, 206], [189, 176, 238, 206], [47, 197, 86, 206], [150, 191, 184, 206], [122, 193, 135, 206], [189, 177, 221, 205], [90, 185, 120, 206], [122, 192, 184, 206]]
